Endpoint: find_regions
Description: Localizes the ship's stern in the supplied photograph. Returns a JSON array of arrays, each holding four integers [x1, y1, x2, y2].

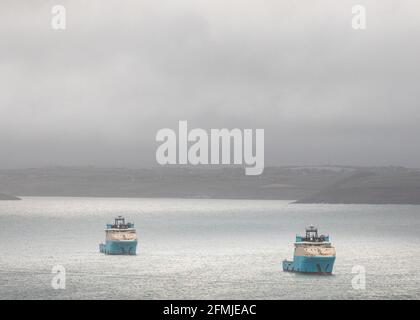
[[282, 260, 294, 272]]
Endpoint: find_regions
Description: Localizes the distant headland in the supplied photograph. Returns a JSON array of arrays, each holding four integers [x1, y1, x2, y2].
[[0, 193, 21, 200]]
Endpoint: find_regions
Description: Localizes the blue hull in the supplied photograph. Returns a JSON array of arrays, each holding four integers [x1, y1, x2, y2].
[[283, 255, 335, 274], [99, 240, 137, 255]]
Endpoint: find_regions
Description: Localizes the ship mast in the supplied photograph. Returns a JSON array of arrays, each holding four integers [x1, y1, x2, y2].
[[305, 225, 318, 241]]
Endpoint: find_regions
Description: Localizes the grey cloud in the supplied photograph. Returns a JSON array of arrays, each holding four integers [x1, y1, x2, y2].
[[1, 0, 420, 168]]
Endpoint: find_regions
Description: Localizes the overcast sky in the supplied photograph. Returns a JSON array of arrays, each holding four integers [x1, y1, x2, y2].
[[1, 0, 419, 168]]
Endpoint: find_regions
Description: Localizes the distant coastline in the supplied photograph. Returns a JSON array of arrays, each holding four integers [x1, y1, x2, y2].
[[1, 166, 420, 204]]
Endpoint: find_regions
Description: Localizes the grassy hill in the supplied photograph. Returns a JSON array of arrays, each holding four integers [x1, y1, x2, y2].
[[295, 169, 420, 204]]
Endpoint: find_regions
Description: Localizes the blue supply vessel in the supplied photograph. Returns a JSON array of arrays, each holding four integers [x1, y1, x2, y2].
[[283, 226, 335, 274], [99, 216, 137, 255]]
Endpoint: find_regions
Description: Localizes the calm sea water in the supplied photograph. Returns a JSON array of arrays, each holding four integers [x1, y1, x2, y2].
[[0, 197, 419, 300]]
